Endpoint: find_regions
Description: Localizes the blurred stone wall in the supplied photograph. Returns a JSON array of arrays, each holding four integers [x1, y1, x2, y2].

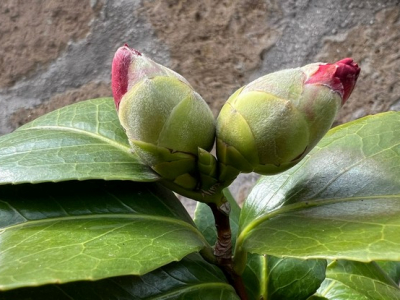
[[1, 0, 399, 209]]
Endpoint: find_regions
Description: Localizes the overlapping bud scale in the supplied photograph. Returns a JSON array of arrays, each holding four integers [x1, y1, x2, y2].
[[112, 45, 215, 190], [216, 59, 360, 175]]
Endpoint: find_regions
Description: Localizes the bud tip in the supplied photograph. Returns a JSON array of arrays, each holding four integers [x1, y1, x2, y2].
[[111, 44, 142, 110], [306, 58, 360, 104]]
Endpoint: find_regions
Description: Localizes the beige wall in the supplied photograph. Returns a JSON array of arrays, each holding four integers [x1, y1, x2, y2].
[[1, 0, 400, 135]]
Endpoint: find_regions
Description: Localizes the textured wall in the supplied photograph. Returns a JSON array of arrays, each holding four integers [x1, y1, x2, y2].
[[1, 0, 400, 207]]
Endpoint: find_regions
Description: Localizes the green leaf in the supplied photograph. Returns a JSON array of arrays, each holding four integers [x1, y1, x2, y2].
[[376, 261, 400, 284], [243, 254, 326, 300], [263, 256, 326, 300], [241, 253, 264, 300], [0, 181, 211, 291], [317, 260, 400, 300], [0, 254, 239, 300], [307, 296, 329, 300], [0, 98, 158, 184], [236, 112, 400, 262]]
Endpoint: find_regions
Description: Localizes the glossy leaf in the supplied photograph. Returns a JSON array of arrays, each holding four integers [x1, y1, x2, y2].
[[0, 181, 211, 290], [0, 98, 158, 184], [241, 253, 263, 300], [307, 296, 329, 300], [377, 261, 400, 284], [236, 112, 400, 262], [242, 254, 326, 300], [0, 254, 239, 300], [317, 260, 400, 300], [264, 256, 326, 300]]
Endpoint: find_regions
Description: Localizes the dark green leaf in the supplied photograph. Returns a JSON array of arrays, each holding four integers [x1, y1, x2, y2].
[[241, 253, 263, 300], [307, 296, 329, 300], [240, 254, 326, 300], [0, 181, 211, 290], [0, 98, 158, 184], [376, 261, 400, 285], [264, 256, 326, 300], [317, 260, 400, 300], [237, 112, 400, 261], [0, 254, 239, 300]]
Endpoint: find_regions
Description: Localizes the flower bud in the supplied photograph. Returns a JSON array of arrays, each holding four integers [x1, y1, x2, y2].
[[112, 44, 215, 189], [216, 58, 360, 175]]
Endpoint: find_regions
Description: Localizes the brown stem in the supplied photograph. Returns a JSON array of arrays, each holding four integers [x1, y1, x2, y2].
[[208, 202, 248, 300]]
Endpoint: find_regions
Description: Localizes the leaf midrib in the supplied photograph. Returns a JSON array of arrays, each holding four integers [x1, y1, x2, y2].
[[17, 125, 130, 154], [1, 214, 211, 262], [1, 214, 199, 232], [236, 194, 400, 254]]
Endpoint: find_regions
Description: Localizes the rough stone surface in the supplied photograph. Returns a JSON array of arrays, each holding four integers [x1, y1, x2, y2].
[[0, 0, 98, 88], [1, 0, 400, 211], [0, 0, 170, 135], [316, 7, 400, 124], [143, 0, 282, 115]]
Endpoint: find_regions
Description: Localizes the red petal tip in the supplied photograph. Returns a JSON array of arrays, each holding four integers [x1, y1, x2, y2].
[[306, 58, 360, 104]]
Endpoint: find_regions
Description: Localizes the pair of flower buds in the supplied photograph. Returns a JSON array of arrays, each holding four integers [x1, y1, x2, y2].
[[112, 44, 360, 199]]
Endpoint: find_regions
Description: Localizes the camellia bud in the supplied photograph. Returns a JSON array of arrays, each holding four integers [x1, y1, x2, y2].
[[112, 44, 215, 190], [216, 58, 360, 176]]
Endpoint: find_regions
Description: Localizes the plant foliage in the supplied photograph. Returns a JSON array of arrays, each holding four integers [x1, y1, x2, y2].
[[0, 98, 399, 299]]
